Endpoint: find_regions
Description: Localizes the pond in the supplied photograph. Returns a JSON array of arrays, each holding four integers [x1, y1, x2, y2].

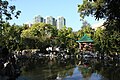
[[17, 56, 120, 80]]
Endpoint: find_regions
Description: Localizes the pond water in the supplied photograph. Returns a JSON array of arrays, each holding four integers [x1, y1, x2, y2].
[[17, 57, 120, 80]]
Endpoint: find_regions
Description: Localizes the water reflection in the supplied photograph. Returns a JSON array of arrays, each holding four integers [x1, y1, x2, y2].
[[17, 57, 120, 80], [90, 73, 103, 80], [63, 66, 83, 80]]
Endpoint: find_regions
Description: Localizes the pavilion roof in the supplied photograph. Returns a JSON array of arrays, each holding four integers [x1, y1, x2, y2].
[[76, 34, 93, 43]]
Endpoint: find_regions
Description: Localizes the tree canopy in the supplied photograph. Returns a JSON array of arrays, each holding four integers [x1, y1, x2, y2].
[[0, 0, 21, 21], [78, 0, 120, 21], [78, 0, 120, 54]]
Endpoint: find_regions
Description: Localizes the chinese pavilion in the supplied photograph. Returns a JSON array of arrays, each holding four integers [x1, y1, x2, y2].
[[76, 34, 94, 52]]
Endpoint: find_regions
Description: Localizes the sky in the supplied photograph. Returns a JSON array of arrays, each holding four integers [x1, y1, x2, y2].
[[9, 0, 104, 31]]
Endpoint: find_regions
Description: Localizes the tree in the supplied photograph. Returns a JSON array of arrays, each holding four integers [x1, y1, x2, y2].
[[77, 20, 94, 40], [0, 1, 21, 79], [93, 27, 104, 52], [78, 0, 120, 21], [56, 26, 78, 54], [78, 0, 120, 54], [0, 0, 21, 21], [0, 0, 21, 46], [21, 23, 58, 53]]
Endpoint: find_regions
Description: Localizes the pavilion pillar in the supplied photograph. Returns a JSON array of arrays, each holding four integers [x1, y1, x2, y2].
[[79, 43, 81, 50]]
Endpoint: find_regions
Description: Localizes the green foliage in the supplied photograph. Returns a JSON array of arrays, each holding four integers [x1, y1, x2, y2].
[[103, 20, 120, 53], [0, 23, 23, 51], [78, 0, 96, 18], [77, 21, 94, 40], [0, 0, 21, 21], [51, 26, 78, 54], [0, 0, 21, 51], [0, 22, 79, 53], [21, 23, 58, 51], [78, 0, 120, 54], [93, 27, 104, 52], [0, 1, 22, 79], [78, 0, 120, 21]]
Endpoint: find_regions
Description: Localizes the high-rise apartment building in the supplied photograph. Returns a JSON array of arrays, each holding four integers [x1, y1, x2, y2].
[[32, 15, 66, 29], [57, 16, 66, 29], [34, 15, 45, 23], [45, 16, 56, 26]]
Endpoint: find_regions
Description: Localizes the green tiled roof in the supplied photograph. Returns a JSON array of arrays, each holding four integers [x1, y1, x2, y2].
[[76, 34, 93, 43]]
